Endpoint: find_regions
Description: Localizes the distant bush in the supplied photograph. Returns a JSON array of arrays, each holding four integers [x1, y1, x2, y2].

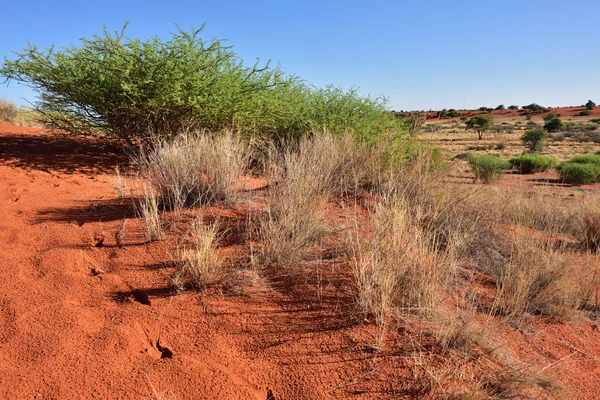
[[468, 154, 509, 183], [543, 113, 560, 123], [548, 131, 565, 142], [508, 105, 519, 110], [465, 114, 495, 140], [590, 118, 600, 124], [495, 104, 505, 110], [571, 131, 600, 143], [495, 142, 506, 150], [526, 120, 538, 128], [509, 154, 557, 174], [0, 98, 18, 122], [586, 100, 596, 110], [447, 109, 459, 118], [578, 110, 592, 116], [543, 117, 565, 133], [521, 127, 548, 152], [557, 163, 600, 185], [522, 103, 548, 113]]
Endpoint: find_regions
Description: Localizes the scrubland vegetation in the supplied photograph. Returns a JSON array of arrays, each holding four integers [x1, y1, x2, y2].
[[2, 24, 600, 398]]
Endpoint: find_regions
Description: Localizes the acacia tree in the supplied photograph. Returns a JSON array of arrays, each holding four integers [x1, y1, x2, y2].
[[465, 114, 494, 140], [0, 24, 292, 144], [586, 100, 596, 110]]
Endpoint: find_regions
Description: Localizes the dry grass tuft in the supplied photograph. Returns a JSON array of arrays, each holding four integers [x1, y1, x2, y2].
[[175, 217, 223, 289], [0, 98, 18, 122], [136, 183, 163, 242], [252, 132, 378, 267], [135, 131, 250, 210]]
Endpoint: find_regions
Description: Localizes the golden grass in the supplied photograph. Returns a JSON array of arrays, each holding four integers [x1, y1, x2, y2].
[[175, 217, 223, 289]]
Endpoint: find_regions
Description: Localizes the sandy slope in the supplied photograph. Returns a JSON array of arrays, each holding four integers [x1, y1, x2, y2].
[[1, 124, 600, 399]]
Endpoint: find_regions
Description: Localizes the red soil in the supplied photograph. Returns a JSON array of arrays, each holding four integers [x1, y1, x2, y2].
[[1, 124, 600, 399]]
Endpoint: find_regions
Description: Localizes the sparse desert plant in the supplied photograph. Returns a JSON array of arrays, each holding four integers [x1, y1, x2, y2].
[[586, 100, 596, 110], [508, 105, 519, 110], [0, 98, 18, 122], [136, 183, 163, 241], [110, 166, 127, 198], [520, 127, 548, 152], [492, 237, 597, 318], [465, 114, 495, 140], [347, 193, 460, 323], [579, 110, 592, 116], [135, 131, 250, 210], [509, 154, 557, 174], [468, 154, 509, 183], [176, 217, 223, 289]]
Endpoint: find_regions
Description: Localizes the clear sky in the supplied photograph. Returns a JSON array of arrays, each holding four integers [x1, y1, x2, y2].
[[0, 0, 598, 111]]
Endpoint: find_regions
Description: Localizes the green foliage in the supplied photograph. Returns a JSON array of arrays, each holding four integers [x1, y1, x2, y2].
[[567, 154, 600, 166], [557, 163, 600, 185], [543, 117, 565, 133], [521, 128, 548, 152], [465, 114, 495, 140], [586, 100, 596, 110], [447, 109, 459, 117], [495, 104, 505, 110], [509, 154, 557, 174], [522, 103, 548, 113], [1, 24, 401, 144], [543, 113, 560, 123], [467, 154, 509, 184], [508, 105, 519, 110], [578, 110, 592, 116]]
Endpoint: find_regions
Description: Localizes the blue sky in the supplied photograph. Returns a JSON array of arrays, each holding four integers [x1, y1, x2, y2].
[[1, 0, 598, 111]]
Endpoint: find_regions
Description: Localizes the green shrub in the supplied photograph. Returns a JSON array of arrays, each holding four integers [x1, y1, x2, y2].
[[508, 105, 519, 110], [586, 100, 596, 110], [495, 104, 505, 110], [0, 24, 400, 144], [509, 154, 557, 174], [579, 110, 592, 116], [557, 163, 600, 185], [521, 127, 548, 152], [522, 103, 548, 113], [467, 154, 509, 184], [543, 117, 565, 133], [567, 154, 600, 166]]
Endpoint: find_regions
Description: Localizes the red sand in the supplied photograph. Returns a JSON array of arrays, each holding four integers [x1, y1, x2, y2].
[[1, 124, 600, 399]]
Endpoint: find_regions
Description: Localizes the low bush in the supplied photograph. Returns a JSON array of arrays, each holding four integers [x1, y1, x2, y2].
[[579, 110, 592, 116], [0, 98, 18, 122], [509, 154, 557, 174], [557, 162, 600, 185], [520, 128, 548, 152], [543, 118, 565, 133], [567, 154, 600, 166], [468, 154, 509, 184]]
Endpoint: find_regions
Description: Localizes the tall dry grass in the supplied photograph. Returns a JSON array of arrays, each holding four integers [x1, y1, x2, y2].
[[252, 132, 382, 267], [0, 98, 18, 122], [175, 217, 223, 289], [134, 131, 251, 211]]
